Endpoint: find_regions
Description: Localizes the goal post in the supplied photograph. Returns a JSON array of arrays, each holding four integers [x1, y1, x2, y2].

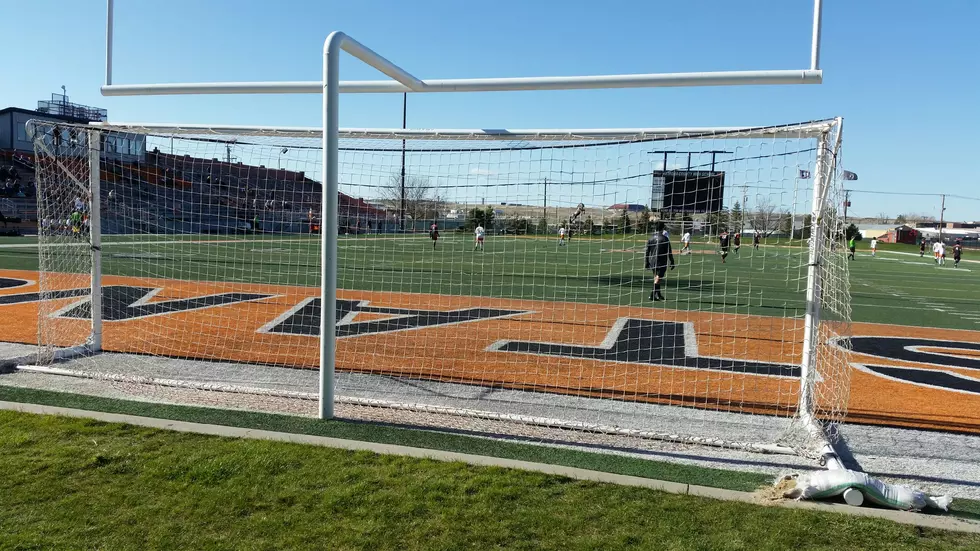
[[25, 118, 851, 461]]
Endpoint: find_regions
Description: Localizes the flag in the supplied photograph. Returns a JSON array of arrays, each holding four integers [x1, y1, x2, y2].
[[843, 170, 858, 181], [798, 169, 811, 179]]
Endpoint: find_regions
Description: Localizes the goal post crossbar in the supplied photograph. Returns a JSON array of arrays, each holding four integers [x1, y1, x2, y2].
[[102, 0, 824, 98], [89, 122, 838, 141]]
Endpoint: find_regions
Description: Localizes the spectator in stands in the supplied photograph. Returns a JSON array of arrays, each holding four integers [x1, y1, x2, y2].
[[0, 166, 8, 181]]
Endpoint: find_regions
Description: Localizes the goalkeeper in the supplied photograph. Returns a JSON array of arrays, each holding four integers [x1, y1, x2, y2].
[[645, 221, 675, 302]]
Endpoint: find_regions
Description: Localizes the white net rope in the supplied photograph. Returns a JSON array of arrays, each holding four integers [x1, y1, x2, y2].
[[26, 119, 850, 457]]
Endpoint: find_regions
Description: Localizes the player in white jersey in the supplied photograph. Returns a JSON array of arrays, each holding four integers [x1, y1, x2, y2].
[[474, 225, 485, 250], [938, 241, 947, 265], [558, 226, 567, 246], [870, 238, 877, 257], [933, 241, 941, 263], [681, 231, 692, 254]]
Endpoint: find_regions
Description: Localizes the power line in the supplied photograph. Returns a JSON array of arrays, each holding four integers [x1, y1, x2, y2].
[[847, 189, 980, 202]]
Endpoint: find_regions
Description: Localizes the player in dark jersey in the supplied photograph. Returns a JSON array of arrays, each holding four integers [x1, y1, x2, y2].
[[719, 230, 730, 263], [429, 222, 439, 249], [645, 221, 676, 302], [753, 232, 761, 249], [919, 240, 926, 257], [733, 232, 741, 256], [954, 240, 963, 268]]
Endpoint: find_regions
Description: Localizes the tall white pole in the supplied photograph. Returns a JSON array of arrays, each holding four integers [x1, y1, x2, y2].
[[88, 130, 103, 352], [798, 130, 831, 424], [319, 32, 344, 419], [105, 0, 114, 85], [811, 0, 823, 70]]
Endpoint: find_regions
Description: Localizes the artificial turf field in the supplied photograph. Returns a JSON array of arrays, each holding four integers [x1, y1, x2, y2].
[[2, 231, 979, 436], [1, 233, 977, 331]]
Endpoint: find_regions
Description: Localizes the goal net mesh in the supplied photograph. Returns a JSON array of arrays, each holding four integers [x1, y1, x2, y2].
[[24, 119, 851, 458]]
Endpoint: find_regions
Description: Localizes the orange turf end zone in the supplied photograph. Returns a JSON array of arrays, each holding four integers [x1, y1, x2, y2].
[[1, 269, 978, 434]]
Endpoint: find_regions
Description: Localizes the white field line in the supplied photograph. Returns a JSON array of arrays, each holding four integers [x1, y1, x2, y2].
[[876, 248, 980, 265], [0, 234, 452, 250]]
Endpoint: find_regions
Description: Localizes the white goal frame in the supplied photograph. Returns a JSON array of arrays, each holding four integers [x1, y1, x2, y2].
[[28, 0, 844, 464]]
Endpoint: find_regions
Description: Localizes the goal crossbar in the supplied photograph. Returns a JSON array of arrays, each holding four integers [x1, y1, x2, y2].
[[91, 122, 837, 141], [102, 0, 825, 97]]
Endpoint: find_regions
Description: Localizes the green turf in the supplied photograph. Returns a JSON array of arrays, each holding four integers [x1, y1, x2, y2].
[[0, 385, 769, 492], [2, 410, 978, 550], [2, 233, 978, 330]]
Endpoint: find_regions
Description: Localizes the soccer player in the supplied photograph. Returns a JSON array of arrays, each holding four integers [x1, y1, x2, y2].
[[645, 221, 675, 302], [919, 240, 926, 257], [719, 230, 730, 263], [953, 240, 963, 268], [733, 232, 741, 256], [69, 210, 83, 239], [870, 237, 877, 257], [474, 224, 485, 250], [848, 236, 856, 260], [681, 231, 691, 254], [753, 232, 761, 249], [939, 241, 947, 266], [429, 222, 439, 249], [933, 240, 941, 264], [558, 225, 567, 246]]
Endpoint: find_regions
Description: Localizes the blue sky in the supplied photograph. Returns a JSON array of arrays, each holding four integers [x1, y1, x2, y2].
[[3, 0, 978, 220]]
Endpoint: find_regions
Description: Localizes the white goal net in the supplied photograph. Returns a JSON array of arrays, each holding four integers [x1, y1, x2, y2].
[[22, 119, 851, 459]]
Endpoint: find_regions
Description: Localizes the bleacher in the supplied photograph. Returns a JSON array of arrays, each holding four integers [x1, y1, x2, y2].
[[97, 150, 388, 235], [2, 144, 390, 236], [0, 151, 38, 235]]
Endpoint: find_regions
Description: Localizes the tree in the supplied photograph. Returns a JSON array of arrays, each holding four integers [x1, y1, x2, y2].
[[464, 206, 495, 232], [779, 211, 794, 236], [730, 201, 743, 233], [876, 212, 890, 224], [583, 215, 595, 236], [380, 174, 444, 222], [536, 217, 549, 235], [749, 197, 781, 237], [637, 206, 653, 234], [895, 214, 907, 225], [613, 207, 631, 234], [705, 208, 730, 235], [844, 223, 862, 242], [506, 217, 532, 235]]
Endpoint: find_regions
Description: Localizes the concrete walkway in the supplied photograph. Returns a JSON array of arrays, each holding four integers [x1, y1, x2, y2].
[[3, 400, 979, 535]]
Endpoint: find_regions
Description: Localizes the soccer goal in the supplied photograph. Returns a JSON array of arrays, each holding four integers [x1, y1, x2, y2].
[[10, 0, 856, 464], [23, 117, 850, 461]]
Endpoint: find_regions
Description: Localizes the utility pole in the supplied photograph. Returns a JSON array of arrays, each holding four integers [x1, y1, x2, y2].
[[842, 189, 850, 224], [939, 194, 946, 243], [400, 93, 407, 232], [543, 178, 548, 225]]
